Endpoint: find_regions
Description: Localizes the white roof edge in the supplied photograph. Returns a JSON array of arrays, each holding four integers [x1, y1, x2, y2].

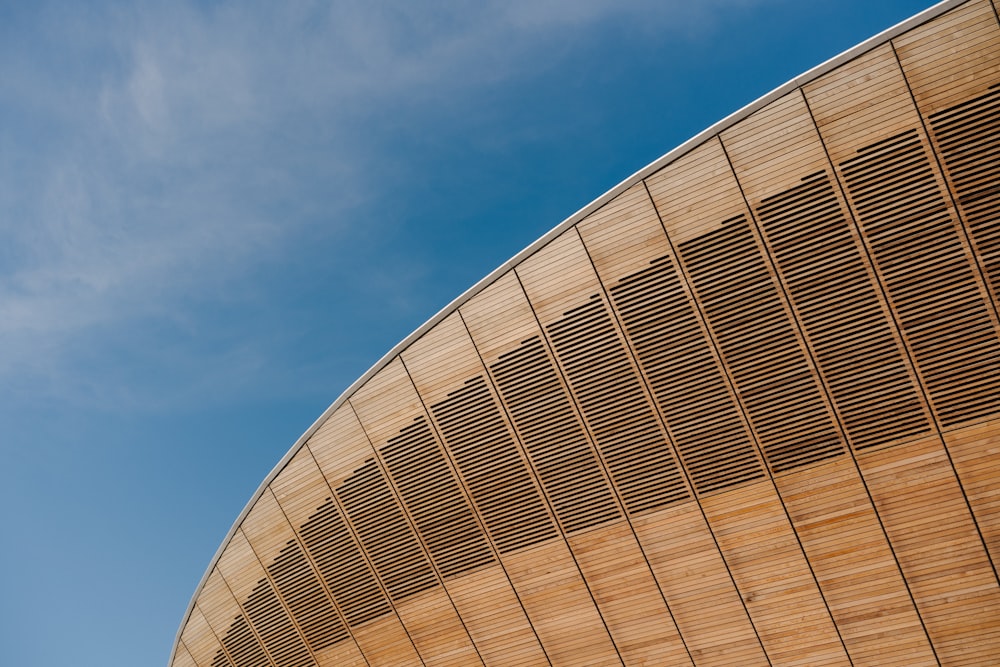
[[169, 0, 968, 661]]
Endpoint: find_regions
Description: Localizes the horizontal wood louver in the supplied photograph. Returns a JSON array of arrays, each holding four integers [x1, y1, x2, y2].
[[609, 255, 766, 493], [218, 614, 270, 667], [172, 5, 1000, 667], [754, 171, 931, 449], [379, 416, 496, 578], [266, 540, 348, 651], [677, 216, 845, 472], [429, 376, 558, 553], [544, 294, 690, 512], [489, 335, 622, 533], [210, 648, 235, 667], [296, 498, 392, 627], [839, 128, 1000, 427], [242, 579, 314, 667], [929, 84, 1000, 306], [335, 459, 439, 601]]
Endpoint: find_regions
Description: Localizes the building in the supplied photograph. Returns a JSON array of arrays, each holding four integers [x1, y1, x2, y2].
[[169, 1, 1000, 664]]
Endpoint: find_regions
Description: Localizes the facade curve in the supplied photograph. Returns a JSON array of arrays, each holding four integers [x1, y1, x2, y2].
[[171, 1, 1000, 665]]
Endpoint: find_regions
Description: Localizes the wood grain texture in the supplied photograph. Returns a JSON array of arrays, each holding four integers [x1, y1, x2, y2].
[[577, 184, 769, 665], [172, 3, 1000, 665], [180, 606, 227, 667], [857, 435, 1000, 664], [723, 87, 937, 664]]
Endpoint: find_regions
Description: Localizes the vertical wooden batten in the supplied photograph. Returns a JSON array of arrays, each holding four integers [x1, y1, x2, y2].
[[721, 85, 938, 665], [171, 3, 1000, 666]]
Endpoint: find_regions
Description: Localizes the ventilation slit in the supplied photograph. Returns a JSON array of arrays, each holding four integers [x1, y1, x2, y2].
[[336, 461, 439, 601], [430, 376, 558, 552], [610, 255, 766, 492], [840, 128, 1000, 426], [379, 416, 496, 577], [267, 539, 348, 650], [678, 216, 845, 472], [218, 614, 269, 667], [242, 579, 314, 667], [755, 171, 930, 450], [490, 336, 622, 533], [298, 499, 392, 627], [930, 87, 1000, 310], [543, 295, 690, 512]]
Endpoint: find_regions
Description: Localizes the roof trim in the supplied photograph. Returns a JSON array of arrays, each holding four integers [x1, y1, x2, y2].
[[170, 0, 969, 662]]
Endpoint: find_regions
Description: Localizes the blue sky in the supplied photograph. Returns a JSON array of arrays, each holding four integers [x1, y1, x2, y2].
[[0, 1, 936, 665]]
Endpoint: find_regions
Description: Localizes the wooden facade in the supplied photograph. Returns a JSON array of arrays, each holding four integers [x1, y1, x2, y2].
[[170, 1, 1000, 664]]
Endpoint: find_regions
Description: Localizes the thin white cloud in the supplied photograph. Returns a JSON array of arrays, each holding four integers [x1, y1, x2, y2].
[[0, 0, 777, 410]]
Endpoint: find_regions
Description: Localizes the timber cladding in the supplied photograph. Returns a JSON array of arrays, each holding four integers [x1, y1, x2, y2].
[[171, 1, 1000, 665]]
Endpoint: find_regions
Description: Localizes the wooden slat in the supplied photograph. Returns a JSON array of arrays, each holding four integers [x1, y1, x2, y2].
[[514, 230, 692, 666], [821, 32, 1000, 433], [726, 89, 931, 451], [217, 530, 315, 667], [405, 310, 621, 664], [908, 2, 1000, 337], [722, 87, 937, 664], [645, 140, 746, 244], [857, 434, 1000, 663], [197, 569, 272, 667], [805, 43, 923, 165], [894, 0, 1000, 115], [806, 38, 1000, 637], [174, 643, 200, 667], [943, 417, 1000, 568], [460, 272, 626, 666], [241, 489, 365, 667], [575, 183, 769, 665], [776, 459, 936, 665], [272, 447, 394, 628], [181, 606, 229, 667], [350, 361, 496, 580], [273, 446, 420, 666], [350, 356, 543, 666], [647, 137, 850, 666], [318, 404, 481, 667], [405, 314, 558, 554]]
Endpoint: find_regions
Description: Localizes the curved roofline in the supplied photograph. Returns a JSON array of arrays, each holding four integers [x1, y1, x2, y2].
[[170, 0, 969, 661]]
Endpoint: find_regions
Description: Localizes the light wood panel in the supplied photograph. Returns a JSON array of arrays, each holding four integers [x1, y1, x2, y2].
[[272, 446, 420, 666], [647, 137, 850, 666], [181, 606, 228, 667], [774, 460, 936, 665], [894, 0, 1000, 115], [575, 185, 770, 665], [404, 311, 615, 665], [172, 4, 1000, 666], [645, 139, 746, 244], [857, 435, 1000, 664], [460, 273, 625, 667], [721, 87, 937, 664], [943, 417, 1000, 567], [173, 643, 199, 667]]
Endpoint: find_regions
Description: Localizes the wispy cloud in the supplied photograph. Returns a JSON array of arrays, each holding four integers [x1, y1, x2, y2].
[[0, 0, 773, 411]]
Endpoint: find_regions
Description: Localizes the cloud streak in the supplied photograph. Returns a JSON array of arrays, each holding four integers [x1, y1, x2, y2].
[[0, 0, 775, 410]]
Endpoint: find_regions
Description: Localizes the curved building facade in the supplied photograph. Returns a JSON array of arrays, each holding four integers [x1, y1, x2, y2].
[[171, 1, 1000, 665]]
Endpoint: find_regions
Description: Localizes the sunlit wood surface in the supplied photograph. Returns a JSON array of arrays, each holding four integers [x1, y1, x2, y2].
[[171, 2, 1000, 664]]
